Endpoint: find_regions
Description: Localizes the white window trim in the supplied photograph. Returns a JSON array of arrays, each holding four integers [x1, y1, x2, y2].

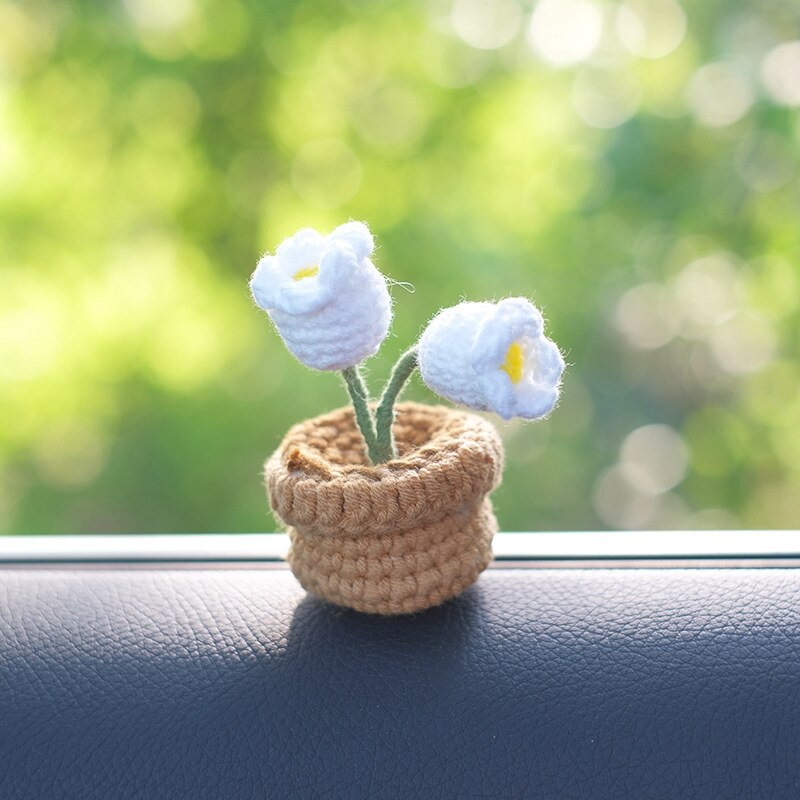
[[0, 531, 798, 563]]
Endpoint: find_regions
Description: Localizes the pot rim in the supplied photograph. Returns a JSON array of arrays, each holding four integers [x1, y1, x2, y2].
[[265, 401, 503, 537]]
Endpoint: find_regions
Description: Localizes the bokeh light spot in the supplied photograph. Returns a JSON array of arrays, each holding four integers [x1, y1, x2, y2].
[[734, 131, 796, 193], [124, 0, 192, 30], [527, 0, 602, 68], [572, 68, 640, 128], [593, 466, 658, 528], [0, 302, 61, 382], [614, 283, 680, 350], [674, 253, 741, 333], [616, 0, 687, 59], [451, 0, 522, 50], [419, 31, 493, 87], [619, 424, 689, 495], [591, 466, 690, 529], [687, 62, 753, 127], [708, 312, 777, 375], [760, 41, 800, 107]]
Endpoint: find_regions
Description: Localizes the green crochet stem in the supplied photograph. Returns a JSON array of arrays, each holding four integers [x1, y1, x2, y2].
[[341, 365, 380, 464], [373, 348, 419, 464], [341, 349, 419, 465]]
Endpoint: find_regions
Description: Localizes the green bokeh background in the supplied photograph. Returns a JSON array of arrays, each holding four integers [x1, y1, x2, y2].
[[1, 0, 798, 534]]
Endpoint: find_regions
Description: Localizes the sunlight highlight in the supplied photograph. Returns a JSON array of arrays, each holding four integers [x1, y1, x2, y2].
[[451, 0, 522, 50], [687, 62, 753, 127], [760, 41, 800, 107], [616, 0, 686, 59], [527, 0, 602, 67]]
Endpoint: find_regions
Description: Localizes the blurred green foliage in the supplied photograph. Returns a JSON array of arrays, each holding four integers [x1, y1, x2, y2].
[[1, 0, 799, 534]]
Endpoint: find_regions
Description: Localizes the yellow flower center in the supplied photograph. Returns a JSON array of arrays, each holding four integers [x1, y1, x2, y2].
[[501, 341, 525, 384], [292, 265, 319, 281]]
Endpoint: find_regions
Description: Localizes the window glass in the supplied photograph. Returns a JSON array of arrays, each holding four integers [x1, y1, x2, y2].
[[1, 0, 798, 535]]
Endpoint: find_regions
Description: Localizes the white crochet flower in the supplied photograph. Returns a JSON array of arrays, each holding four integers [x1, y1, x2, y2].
[[249, 222, 392, 371], [418, 298, 564, 421]]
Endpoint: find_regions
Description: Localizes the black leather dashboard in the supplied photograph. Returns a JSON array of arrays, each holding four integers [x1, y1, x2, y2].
[[1, 564, 799, 799]]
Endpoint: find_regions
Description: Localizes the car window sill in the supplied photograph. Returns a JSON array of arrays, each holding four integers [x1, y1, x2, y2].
[[0, 531, 798, 566]]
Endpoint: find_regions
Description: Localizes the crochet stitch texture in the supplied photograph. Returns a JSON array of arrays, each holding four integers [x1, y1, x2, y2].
[[249, 222, 392, 371], [418, 297, 564, 420], [265, 401, 504, 615]]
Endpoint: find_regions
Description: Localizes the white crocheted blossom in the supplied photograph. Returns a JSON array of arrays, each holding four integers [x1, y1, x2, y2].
[[249, 222, 392, 371], [418, 298, 564, 421]]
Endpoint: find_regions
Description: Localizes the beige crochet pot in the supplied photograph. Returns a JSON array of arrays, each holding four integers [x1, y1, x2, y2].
[[265, 401, 504, 615]]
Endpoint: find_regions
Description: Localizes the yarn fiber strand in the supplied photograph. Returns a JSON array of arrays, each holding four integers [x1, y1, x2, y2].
[[340, 365, 379, 463], [265, 402, 504, 615], [373, 347, 418, 463]]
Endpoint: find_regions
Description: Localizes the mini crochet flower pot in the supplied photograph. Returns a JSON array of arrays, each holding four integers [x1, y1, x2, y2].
[[265, 401, 504, 615]]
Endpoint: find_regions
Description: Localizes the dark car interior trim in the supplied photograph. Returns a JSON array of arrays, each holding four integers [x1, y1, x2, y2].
[[2, 532, 799, 799]]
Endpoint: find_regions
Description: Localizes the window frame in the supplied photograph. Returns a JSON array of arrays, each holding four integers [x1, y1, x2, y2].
[[0, 531, 798, 566]]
